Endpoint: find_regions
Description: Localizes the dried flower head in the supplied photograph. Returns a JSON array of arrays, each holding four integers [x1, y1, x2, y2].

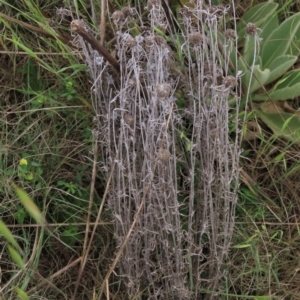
[[224, 29, 237, 40], [112, 10, 125, 25], [154, 35, 165, 45], [128, 77, 137, 88], [70, 19, 85, 32], [216, 74, 223, 86], [156, 23, 168, 33], [144, 35, 154, 47], [156, 83, 171, 98], [178, 7, 193, 18], [188, 32, 203, 45], [121, 6, 136, 17], [223, 75, 237, 88], [47, 18, 56, 28], [144, 34, 166, 47], [140, 26, 151, 36], [208, 6, 217, 15], [56, 7, 72, 18], [216, 4, 228, 17], [124, 114, 135, 126], [124, 35, 137, 48], [246, 23, 257, 35], [216, 4, 225, 11], [145, 0, 161, 10], [157, 148, 170, 162]]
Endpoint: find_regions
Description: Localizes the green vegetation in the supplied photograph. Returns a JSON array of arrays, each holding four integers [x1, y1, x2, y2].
[[1, 0, 300, 299]]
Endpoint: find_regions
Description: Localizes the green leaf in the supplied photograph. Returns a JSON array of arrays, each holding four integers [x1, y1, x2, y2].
[[243, 35, 257, 66], [232, 243, 251, 249], [269, 70, 300, 100], [265, 55, 297, 84], [289, 25, 300, 56], [7, 245, 24, 269], [0, 220, 22, 253], [261, 12, 300, 69], [10, 37, 38, 59], [239, 58, 270, 93], [259, 14, 279, 43], [12, 184, 45, 225], [56, 64, 87, 77], [237, 2, 278, 43], [14, 287, 30, 300], [255, 110, 300, 142], [14, 206, 27, 225]]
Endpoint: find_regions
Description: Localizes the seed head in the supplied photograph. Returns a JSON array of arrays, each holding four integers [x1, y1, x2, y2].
[[124, 114, 135, 126], [145, 0, 161, 10], [145, 34, 165, 47], [158, 148, 170, 162], [128, 77, 137, 88], [154, 35, 165, 45], [216, 4, 228, 17], [144, 35, 155, 47], [112, 10, 125, 25], [246, 23, 257, 35], [178, 7, 193, 18], [224, 29, 236, 40], [208, 6, 217, 15], [188, 32, 203, 46], [121, 6, 135, 17], [156, 83, 171, 98], [124, 35, 137, 48], [223, 75, 237, 88]]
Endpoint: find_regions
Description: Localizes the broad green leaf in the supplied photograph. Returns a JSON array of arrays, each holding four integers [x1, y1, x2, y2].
[[289, 25, 300, 56], [260, 14, 279, 43], [12, 184, 45, 225], [255, 110, 300, 142], [7, 245, 24, 269], [269, 70, 300, 100], [261, 12, 300, 69], [243, 35, 257, 66], [265, 55, 297, 84], [237, 2, 278, 43], [239, 58, 270, 93], [0, 220, 22, 253]]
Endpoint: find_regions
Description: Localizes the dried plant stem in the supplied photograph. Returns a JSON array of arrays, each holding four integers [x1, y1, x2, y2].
[[27, 257, 82, 295], [72, 159, 116, 300], [71, 141, 99, 299], [0, 12, 71, 45], [71, 20, 120, 73], [73, 2, 241, 298], [100, 0, 107, 45], [97, 103, 175, 300]]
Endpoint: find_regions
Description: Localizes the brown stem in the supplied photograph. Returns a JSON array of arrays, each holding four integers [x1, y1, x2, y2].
[[71, 20, 120, 73], [0, 12, 71, 46]]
